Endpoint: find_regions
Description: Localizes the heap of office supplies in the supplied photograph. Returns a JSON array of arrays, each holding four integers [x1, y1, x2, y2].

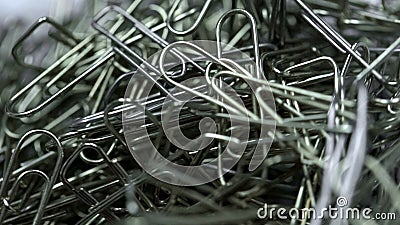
[[0, 0, 399, 224]]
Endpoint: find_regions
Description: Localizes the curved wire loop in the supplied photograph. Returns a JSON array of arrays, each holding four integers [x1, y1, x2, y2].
[[0, 129, 63, 225], [166, 0, 212, 36]]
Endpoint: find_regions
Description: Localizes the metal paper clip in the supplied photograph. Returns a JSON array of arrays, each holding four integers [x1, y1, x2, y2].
[[0, 129, 63, 225]]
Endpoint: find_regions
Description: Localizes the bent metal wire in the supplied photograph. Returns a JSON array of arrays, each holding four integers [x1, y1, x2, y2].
[[1, 0, 400, 224]]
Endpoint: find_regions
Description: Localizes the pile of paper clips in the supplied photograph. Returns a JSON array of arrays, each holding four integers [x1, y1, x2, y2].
[[1, 0, 400, 224]]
